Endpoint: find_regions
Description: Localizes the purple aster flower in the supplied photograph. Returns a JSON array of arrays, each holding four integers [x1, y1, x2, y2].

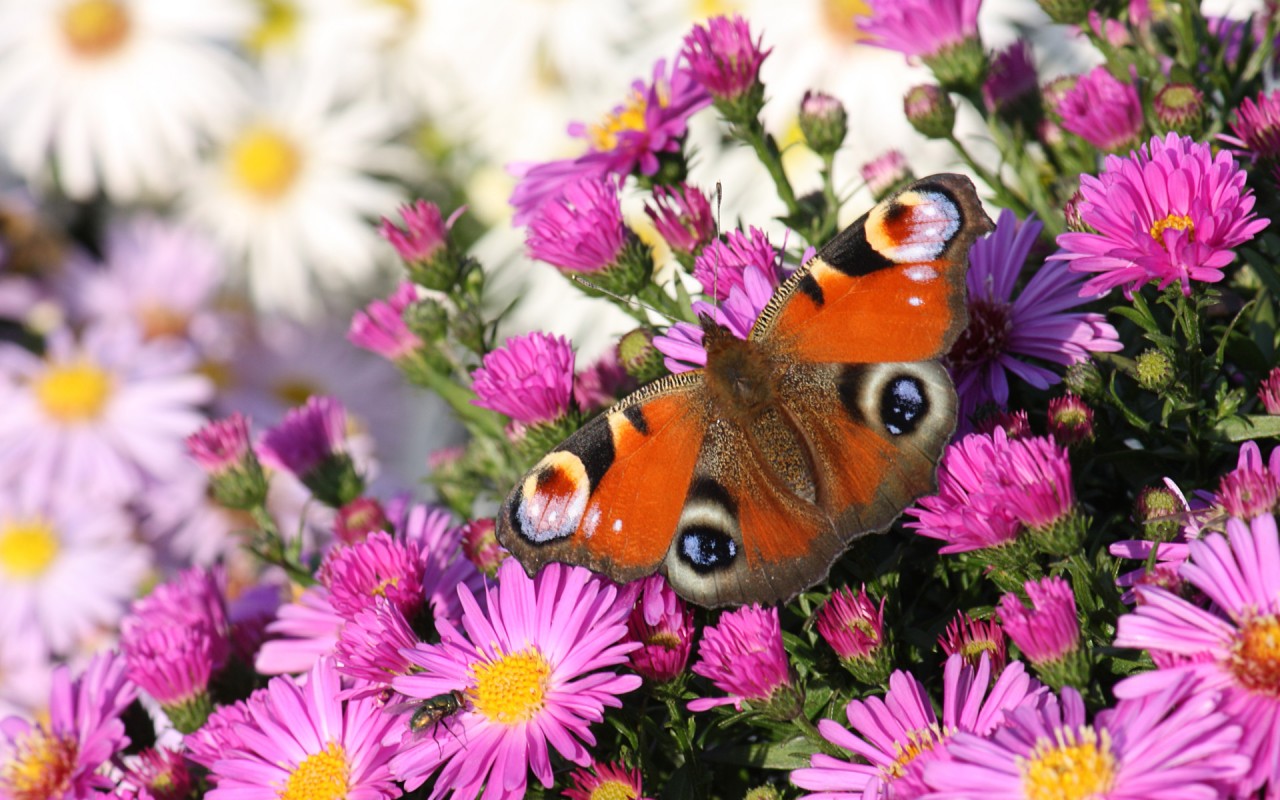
[[928, 680, 1247, 798], [946, 210, 1121, 423], [526, 176, 629, 273], [1216, 450, 1280, 519], [856, 0, 981, 59], [815, 585, 887, 663], [983, 40, 1038, 114], [388, 559, 641, 797], [379, 200, 459, 265], [1054, 66, 1143, 152], [939, 610, 1008, 673], [689, 604, 792, 712], [257, 394, 349, 479], [510, 58, 711, 224], [1054, 133, 1269, 298], [318, 530, 427, 620], [997, 576, 1081, 666], [645, 182, 716, 256], [347, 281, 423, 363], [1223, 88, 1280, 165], [1115, 512, 1280, 797], [792, 654, 1044, 800], [692, 226, 779, 301], [681, 14, 771, 102], [203, 657, 401, 800], [0, 650, 138, 799], [654, 262, 777, 374], [1047, 392, 1095, 445], [470, 331, 576, 425], [626, 575, 694, 683]]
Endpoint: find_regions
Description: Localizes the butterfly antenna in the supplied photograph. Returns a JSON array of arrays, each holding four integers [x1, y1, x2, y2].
[[712, 181, 723, 308], [567, 274, 677, 325]]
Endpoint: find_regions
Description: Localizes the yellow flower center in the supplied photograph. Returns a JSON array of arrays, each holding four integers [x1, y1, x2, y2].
[[1231, 614, 1280, 696], [961, 639, 999, 661], [60, 0, 131, 59], [0, 729, 77, 800], [1149, 213, 1194, 243], [590, 780, 638, 800], [467, 647, 552, 725], [274, 378, 320, 408], [247, 0, 299, 54], [227, 126, 302, 201], [587, 90, 650, 153], [0, 517, 59, 580], [34, 361, 113, 422], [279, 741, 349, 800], [644, 630, 681, 649], [821, 0, 873, 44], [370, 576, 400, 599], [883, 727, 942, 780], [1019, 726, 1116, 800]]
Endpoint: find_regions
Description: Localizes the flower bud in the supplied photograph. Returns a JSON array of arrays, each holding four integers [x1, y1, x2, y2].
[[904, 84, 955, 139], [1134, 348, 1175, 393], [799, 90, 848, 157], [1153, 83, 1205, 139]]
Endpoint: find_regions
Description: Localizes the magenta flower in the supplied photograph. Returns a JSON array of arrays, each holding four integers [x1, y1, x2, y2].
[[1216, 456, 1280, 519], [908, 429, 1076, 553], [186, 412, 253, 476], [1223, 88, 1280, 163], [926, 681, 1248, 799], [470, 331, 576, 425], [120, 747, 191, 800], [859, 149, 911, 200], [1054, 66, 1143, 152], [689, 604, 791, 712], [983, 40, 1037, 113], [1115, 513, 1280, 796], [526, 176, 629, 274], [254, 586, 342, 676], [856, 0, 980, 59], [334, 598, 420, 699], [626, 575, 694, 682], [681, 14, 771, 102], [815, 585, 886, 662], [573, 347, 636, 413], [564, 761, 651, 800], [692, 225, 779, 301], [1046, 392, 1095, 445], [792, 654, 1044, 800], [946, 210, 1121, 423], [458, 517, 507, 577], [0, 651, 137, 799], [388, 559, 641, 798], [318, 531, 427, 620], [1109, 477, 1209, 603], [203, 658, 401, 800], [645, 183, 715, 256], [257, 394, 349, 478], [997, 576, 1081, 666], [654, 262, 777, 374], [1258, 366, 1280, 414], [939, 611, 1008, 674], [1054, 133, 1269, 298], [347, 281, 423, 362], [378, 199, 459, 265], [510, 59, 711, 224]]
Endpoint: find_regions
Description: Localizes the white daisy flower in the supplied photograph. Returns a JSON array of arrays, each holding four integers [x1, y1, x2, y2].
[[243, 0, 399, 94], [0, 489, 149, 655], [181, 63, 415, 316], [0, 0, 254, 201]]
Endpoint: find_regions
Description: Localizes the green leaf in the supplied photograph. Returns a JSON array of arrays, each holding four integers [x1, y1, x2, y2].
[[704, 737, 817, 770], [1210, 415, 1280, 442]]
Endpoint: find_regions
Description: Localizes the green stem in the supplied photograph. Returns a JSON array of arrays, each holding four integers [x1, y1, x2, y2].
[[792, 714, 845, 759], [410, 363, 507, 441], [945, 134, 1033, 218], [733, 119, 800, 219]]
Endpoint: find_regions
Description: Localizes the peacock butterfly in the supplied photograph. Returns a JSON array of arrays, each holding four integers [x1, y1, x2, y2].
[[495, 174, 993, 606]]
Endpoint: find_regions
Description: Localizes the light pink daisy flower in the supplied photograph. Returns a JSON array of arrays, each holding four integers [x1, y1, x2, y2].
[[0, 650, 138, 799], [204, 657, 401, 800], [689, 604, 791, 712], [1054, 133, 1269, 298], [926, 680, 1248, 799], [0, 323, 213, 504], [388, 559, 641, 798], [0, 489, 149, 655], [1114, 513, 1280, 797], [792, 654, 1044, 800]]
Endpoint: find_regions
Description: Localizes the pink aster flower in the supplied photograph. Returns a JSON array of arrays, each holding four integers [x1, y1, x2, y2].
[[1054, 66, 1144, 153], [983, 40, 1037, 114], [347, 281, 423, 363], [510, 58, 711, 224], [645, 182, 716, 256], [815, 585, 887, 663], [319, 530, 427, 620], [0, 323, 213, 504], [1258, 366, 1280, 414], [689, 604, 792, 712], [792, 654, 1044, 800], [378, 200, 460, 265], [457, 517, 507, 577], [926, 681, 1248, 799], [257, 394, 349, 478], [681, 14, 771, 102], [470, 331, 576, 425], [388, 559, 641, 798], [860, 149, 912, 200], [692, 226, 779, 301], [120, 748, 191, 800], [856, 0, 981, 59], [573, 347, 636, 414], [1223, 88, 1280, 164], [1054, 132, 1269, 298], [939, 611, 1008, 674], [0, 650, 138, 800], [186, 412, 253, 476], [334, 598, 420, 699], [997, 576, 1081, 666], [203, 657, 401, 800], [654, 261, 778, 374], [1115, 513, 1280, 796], [526, 176, 629, 274], [1109, 477, 1209, 603], [945, 210, 1121, 423], [626, 575, 694, 682], [255, 585, 344, 676], [564, 761, 651, 800]]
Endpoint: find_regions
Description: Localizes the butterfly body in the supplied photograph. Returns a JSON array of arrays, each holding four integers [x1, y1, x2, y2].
[[497, 175, 993, 606]]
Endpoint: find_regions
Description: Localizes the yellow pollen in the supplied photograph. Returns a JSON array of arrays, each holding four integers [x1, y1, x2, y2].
[[247, 0, 299, 54], [34, 361, 113, 422], [370, 576, 400, 599], [227, 126, 302, 201], [1019, 726, 1116, 800], [274, 378, 320, 408], [590, 779, 638, 800], [1149, 213, 1194, 243], [1231, 614, 1280, 696], [0, 517, 60, 580], [60, 0, 131, 59], [821, 0, 874, 44], [279, 741, 349, 800], [467, 647, 552, 725], [961, 640, 998, 660], [587, 90, 650, 152], [1, 729, 77, 800], [882, 728, 941, 780], [644, 630, 681, 649]]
